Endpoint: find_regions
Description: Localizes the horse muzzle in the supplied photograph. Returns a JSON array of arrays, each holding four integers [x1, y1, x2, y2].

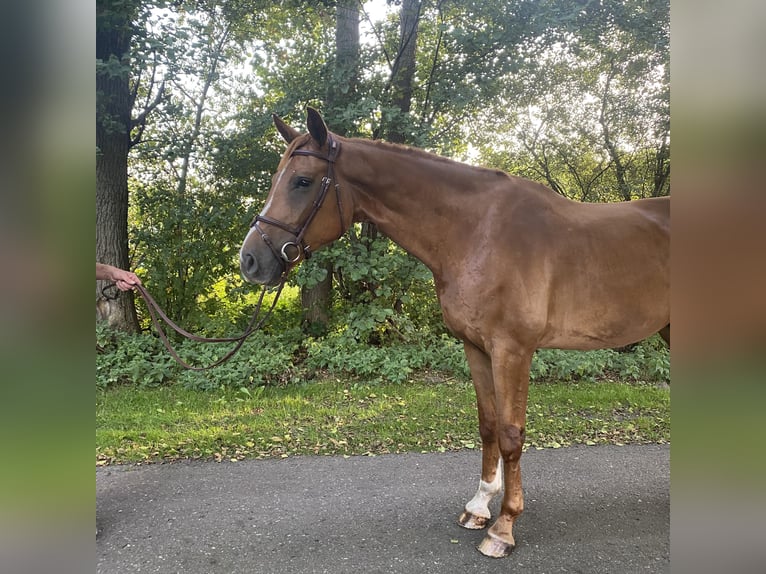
[[239, 229, 286, 286], [240, 251, 283, 286]]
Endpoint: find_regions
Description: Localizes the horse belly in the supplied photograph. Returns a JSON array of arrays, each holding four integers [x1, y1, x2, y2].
[[540, 313, 667, 350], [539, 269, 669, 350]]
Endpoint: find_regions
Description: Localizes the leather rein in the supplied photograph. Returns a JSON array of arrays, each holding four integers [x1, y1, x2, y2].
[[130, 280, 285, 371], [106, 136, 344, 371]]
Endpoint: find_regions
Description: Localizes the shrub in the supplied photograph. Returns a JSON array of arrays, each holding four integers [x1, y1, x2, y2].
[[97, 325, 668, 390], [303, 331, 467, 384], [530, 336, 669, 383], [97, 324, 177, 388], [176, 328, 304, 390]]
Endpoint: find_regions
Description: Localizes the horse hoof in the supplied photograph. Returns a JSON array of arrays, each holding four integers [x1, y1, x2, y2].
[[458, 511, 489, 530], [477, 534, 515, 558]]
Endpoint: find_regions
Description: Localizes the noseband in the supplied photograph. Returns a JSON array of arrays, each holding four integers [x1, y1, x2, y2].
[[250, 135, 344, 275]]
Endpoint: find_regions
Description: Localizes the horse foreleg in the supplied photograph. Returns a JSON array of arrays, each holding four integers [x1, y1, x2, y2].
[[477, 345, 531, 558], [458, 342, 502, 530]]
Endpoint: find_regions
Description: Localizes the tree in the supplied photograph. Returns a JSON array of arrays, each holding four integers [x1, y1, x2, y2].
[[472, 0, 670, 202], [107, 0, 669, 345], [99, 1, 274, 334], [97, 0, 144, 331], [379, 0, 422, 144], [300, 0, 361, 334], [130, 5, 237, 329]]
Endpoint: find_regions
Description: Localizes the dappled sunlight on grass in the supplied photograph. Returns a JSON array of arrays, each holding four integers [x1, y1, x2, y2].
[[97, 378, 669, 465]]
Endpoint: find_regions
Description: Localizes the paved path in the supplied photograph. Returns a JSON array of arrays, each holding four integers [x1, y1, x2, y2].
[[97, 445, 669, 573]]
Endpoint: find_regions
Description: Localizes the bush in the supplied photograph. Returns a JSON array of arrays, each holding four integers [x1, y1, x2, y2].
[[303, 331, 468, 384], [97, 323, 308, 391], [97, 324, 668, 390], [176, 328, 304, 390], [530, 336, 669, 383], [97, 324, 177, 388]]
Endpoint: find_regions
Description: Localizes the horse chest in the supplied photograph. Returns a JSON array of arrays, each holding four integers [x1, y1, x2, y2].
[[435, 281, 507, 347]]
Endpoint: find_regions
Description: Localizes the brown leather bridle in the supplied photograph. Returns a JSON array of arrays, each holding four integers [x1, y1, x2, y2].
[[249, 134, 345, 277]]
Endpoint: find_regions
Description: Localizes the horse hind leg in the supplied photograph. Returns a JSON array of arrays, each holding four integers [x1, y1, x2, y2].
[[458, 342, 503, 530]]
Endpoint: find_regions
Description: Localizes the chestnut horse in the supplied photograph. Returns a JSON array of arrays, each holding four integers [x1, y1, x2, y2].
[[239, 108, 669, 558]]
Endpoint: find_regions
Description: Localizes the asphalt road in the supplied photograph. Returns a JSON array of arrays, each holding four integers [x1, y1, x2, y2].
[[97, 444, 669, 573]]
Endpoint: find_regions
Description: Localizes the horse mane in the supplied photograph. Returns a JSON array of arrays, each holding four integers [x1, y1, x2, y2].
[[286, 130, 508, 180], [350, 137, 508, 179]]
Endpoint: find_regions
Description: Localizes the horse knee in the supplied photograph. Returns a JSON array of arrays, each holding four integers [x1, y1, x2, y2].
[[498, 424, 525, 463], [478, 419, 496, 444]]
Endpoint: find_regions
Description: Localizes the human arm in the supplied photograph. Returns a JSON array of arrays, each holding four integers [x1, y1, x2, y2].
[[96, 263, 142, 291]]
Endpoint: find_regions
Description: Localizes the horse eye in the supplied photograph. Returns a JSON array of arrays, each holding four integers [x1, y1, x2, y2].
[[295, 177, 312, 188]]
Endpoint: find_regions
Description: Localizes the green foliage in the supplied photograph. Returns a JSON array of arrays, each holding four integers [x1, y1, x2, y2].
[[302, 332, 469, 385], [96, 322, 304, 391], [97, 324, 177, 388], [129, 175, 248, 332], [96, 324, 460, 391], [289, 229, 445, 348], [99, 0, 670, 397], [530, 336, 670, 383], [97, 319, 668, 391], [176, 328, 304, 391]]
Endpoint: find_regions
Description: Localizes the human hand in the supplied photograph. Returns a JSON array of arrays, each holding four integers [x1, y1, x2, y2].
[[111, 268, 141, 291], [97, 263, 142, 291]]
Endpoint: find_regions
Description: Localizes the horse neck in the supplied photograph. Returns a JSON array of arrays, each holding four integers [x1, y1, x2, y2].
[[338, 139, 500, 274]]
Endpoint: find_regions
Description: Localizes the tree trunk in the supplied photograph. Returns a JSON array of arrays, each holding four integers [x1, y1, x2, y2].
[[387, 0, 421, 143], [599, 64, 632, 202], [96, 0, 139, 331], [330, 0, 360, 133], [300, 0, 360, 333], [652, 134, 670, 197], [300, 263, 333, 333]]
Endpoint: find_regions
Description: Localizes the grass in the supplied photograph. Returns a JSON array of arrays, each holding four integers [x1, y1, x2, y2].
[[96, 376, 669, 465]]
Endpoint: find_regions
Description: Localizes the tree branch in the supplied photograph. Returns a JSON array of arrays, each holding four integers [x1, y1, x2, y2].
[[599, 62, 631, 201], [357, 0, 392, 72], [130, 79, 165, 147], [420, 0, 446, 129]]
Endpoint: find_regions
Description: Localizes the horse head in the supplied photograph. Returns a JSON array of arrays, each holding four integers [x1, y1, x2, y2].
[[240, 108, 352, 286]]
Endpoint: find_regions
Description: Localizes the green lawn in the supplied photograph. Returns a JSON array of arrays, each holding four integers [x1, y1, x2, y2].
[[96, 378, 669, 465]]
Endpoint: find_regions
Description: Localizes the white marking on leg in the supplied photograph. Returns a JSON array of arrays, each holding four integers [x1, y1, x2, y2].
[[464, 458, 503, 518]]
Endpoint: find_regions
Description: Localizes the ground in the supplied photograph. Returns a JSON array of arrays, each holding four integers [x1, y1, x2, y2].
[[97, 444, 669, 573]]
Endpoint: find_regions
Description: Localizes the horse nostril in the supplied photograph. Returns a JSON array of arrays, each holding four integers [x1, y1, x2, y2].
[[241, 252, 257, 275]]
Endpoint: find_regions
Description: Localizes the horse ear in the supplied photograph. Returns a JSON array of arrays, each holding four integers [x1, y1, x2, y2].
[[306, 107, 328, 147], [273, 113, 301, 143]]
